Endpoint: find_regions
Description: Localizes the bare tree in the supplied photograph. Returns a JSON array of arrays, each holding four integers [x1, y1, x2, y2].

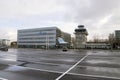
[[93, 34, 99, 42]]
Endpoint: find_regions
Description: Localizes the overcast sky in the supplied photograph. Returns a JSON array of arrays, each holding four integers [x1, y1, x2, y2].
[[0, 0, 120, 41]]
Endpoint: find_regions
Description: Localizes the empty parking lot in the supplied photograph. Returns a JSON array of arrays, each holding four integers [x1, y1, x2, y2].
[[0, 49, 120, 80]]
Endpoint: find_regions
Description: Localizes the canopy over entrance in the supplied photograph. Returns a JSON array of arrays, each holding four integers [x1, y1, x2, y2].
[[57, 37, 68, 45]]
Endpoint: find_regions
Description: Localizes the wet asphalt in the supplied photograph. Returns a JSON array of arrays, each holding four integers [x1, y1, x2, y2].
[[0, 49, 120, 80]]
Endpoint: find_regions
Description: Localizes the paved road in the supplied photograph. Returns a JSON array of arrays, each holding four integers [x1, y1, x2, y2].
[[0, 64, 61, 80], [0, 49, 120, 80]]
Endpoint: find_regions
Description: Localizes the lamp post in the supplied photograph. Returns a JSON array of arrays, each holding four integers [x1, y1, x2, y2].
[[45, 32, 49, 50], [46, 34, 47, 50]]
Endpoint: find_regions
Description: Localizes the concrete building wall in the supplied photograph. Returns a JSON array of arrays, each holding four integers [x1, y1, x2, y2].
[[75, 33, 87, 48], [61, 32, 71, 47], [0, 39, 10, 47], [74, 25, 88, 49]]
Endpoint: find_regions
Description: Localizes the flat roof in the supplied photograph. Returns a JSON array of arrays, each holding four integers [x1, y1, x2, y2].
[[18, 27, 58, 31]]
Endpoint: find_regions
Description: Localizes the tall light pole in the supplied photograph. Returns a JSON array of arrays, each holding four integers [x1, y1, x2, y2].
[[45, 32, 49, 50], [46, 33, 48, 50], [47, 36, 49, 49]]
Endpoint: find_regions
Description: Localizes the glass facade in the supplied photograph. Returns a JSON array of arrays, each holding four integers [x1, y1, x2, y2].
[[115, 30, 120, 39], [17, 27, 71, 49], [17, 27, 57, 48]]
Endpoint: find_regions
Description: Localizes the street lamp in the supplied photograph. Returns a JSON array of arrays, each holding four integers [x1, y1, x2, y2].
[[45, 32, 49, 50], [46, 34, 48, 50]]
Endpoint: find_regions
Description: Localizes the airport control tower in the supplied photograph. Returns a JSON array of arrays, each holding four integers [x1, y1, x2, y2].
[[74, 25, 88, 49]]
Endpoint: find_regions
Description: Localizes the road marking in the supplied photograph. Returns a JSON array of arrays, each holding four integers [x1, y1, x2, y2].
[[19, 60, 77, 66], [68, 72, 120, 80], [23, 66, 63, 74], [55, 54, 89, 80], [27, 61, 64, 66], [18, 58, 75, 63], [22, 65, 120, 80], [0, 78, 8, 80]]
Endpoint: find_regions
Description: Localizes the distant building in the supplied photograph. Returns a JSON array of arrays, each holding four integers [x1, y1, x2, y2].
[[115, 30, 120, 48], [11, 41, 17, 48], [86, 42, 110, 49], [17, 27, 71, 49], [71, 37, 75, 48], [61, 32, 71, 47], [115, 30, 120, 39], [74, 25, 88, 49], [0, 39, 10, 47]]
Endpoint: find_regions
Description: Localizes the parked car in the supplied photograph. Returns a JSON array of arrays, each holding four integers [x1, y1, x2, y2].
[[62, 47, 68, 52], [0, 46, 8, 51]]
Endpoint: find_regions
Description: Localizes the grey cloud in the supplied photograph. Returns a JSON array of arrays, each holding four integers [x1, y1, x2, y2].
[[1, 0, 120, 40], [58, 0, 120, 23], [57, 0, 120, 39]]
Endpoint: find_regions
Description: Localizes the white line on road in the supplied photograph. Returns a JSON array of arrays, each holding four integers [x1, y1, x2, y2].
[[0, 77, 8, 80], [23, 65, 120, 80], [68, 72, 120, 80], [55, 54, 89, 80]]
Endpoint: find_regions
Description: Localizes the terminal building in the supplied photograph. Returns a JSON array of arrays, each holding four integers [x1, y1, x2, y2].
[[115, 30, 120, 48], [17, 27, 71, 49], [86, 42, 110, 49], [74, 25, 88, 49]]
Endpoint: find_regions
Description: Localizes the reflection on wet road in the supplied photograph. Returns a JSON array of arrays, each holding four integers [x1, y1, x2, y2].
[[0, 49, 17, 61], [0, 64, 61, 80], [0, 49, 120, 80]]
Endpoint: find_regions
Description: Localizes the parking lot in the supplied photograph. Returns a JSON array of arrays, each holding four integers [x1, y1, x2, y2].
[[0, 49, 120, 80]]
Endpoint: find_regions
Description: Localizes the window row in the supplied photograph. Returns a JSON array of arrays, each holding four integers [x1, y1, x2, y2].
[[18, 33, 56, 36], [18, 41, 56, 43], [18, 37, 55, 40], [18, 29, 56, 33]]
